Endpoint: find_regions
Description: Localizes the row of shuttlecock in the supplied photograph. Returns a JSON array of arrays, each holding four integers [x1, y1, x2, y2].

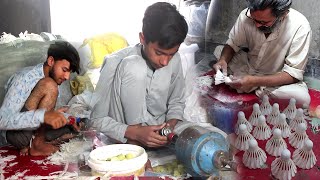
[[234, 95, 316, 180]]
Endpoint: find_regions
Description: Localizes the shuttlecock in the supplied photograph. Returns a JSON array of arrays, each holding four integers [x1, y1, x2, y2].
[[235, 124, 254, 151], [293, 139, 317, 169], [214, 69, 232, 85], [271, 149, 297, 180], [260, 95, 272, 116], [249, 103, 262, 126], [243, 139, 267, 169], [266, 128, 287, 156], [283, 98, 297, 121], [235, 111, 252, 135], [272, 113, 291, 138], [266, 103, 281, 125], [252, 115, 272, 140], [302, 103, 310, 117], [214, 69, 224, 85], [289, 108, 307, 131], [289, 123, 309, 149]]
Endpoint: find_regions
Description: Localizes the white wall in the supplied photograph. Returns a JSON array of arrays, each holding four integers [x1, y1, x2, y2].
[[50, 0, 181, 45]]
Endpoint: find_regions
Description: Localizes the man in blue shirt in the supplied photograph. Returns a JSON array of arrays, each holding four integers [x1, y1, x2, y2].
[[0, 41, 81, 156]]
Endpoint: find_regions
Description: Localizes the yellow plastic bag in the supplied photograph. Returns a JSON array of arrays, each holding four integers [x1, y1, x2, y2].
[[82, 32, 128, 68], [70, 73, 94, 95]]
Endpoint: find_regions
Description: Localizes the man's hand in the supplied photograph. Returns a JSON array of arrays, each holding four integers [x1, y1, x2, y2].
[[43, 111, 67, 129], [56, 106, 69, 113], [166, 119, 179, 130], [213, 60, 228, 76], [125, 124, 168, 148], [226, 75, 257, 93]]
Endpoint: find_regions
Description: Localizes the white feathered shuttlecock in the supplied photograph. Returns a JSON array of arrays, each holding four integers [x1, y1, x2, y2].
[[249, 103, 262, 126], [272, 113, 291, 138], [253, 115, 272, 140], [293, 139, 317, 169], [266, 103, 281, 125], [260, 95, 272, 116], [271, 149, 297, 180], [235, 111, 252, 135], [214, 69, 232, 85], [243, 139, 267, 169], [289, 108, 307, 131], [289, 123, 309, 149], [266, 128, 287, 156], [214, 69, 224, 85], [235, 124, 255, 151], [283, 98, 297, 121], [302, 103, 310, 117]]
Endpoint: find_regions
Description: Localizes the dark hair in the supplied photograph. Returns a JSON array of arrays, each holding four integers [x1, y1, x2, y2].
[[142, 2, 188, 49], [47, 41, 80, 74], [247, 0, 292, 17]]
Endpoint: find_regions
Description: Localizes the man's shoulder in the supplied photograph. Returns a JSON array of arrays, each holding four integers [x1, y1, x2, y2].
[[14, 64, 43, 77], [101, 44, 141, 68], [287, 8, 310, 27], [7, 64, 43, 84]]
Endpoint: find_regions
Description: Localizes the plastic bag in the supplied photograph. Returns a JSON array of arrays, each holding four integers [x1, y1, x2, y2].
[[70, 73, 94, 96], [180, 1, 210, 38], [81, 32, 128, 68], [66, 90, 95, 118]]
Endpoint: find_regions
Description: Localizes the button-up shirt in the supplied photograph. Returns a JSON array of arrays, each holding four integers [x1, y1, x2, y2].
[[0, 63, 46, 145], [226, 8, 311, 81]]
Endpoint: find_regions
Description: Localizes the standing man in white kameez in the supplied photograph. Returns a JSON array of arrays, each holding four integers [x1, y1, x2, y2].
[[213, 0, 312, 106]]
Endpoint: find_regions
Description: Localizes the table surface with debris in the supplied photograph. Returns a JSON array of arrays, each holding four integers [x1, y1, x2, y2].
[[1, 83, 320, 180]]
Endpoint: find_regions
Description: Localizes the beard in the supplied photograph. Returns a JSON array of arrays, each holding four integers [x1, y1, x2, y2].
[[258, 18, 281, 34], [49, 67, 61, 85]]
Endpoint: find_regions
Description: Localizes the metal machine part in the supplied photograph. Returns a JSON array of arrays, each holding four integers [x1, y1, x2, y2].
[[174, 126, 236, 177], [45, 117, 89, 141], [159, 127, 172, 136]]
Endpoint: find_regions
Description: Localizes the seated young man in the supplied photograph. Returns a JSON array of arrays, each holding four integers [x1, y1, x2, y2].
[[91, 2, 228, 148], [90, 2, 189, 148], [0, 41, 81, 156]]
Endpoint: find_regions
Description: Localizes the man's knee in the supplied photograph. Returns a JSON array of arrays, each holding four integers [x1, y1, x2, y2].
[[259, 85, 311, 106], [6, 130, 33, 149], [38, 77, 59, 90], [36, 77, 59, 95]]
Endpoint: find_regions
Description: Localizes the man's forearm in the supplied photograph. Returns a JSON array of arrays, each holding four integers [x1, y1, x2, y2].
[[90, 116, 129, 143], [252, 72, 298, 87], [219, 45, 236, 63], [124, 125, 139, 141]]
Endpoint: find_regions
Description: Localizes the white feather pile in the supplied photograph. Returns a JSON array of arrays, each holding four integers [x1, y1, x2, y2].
[[47, 138, 93, 165]]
